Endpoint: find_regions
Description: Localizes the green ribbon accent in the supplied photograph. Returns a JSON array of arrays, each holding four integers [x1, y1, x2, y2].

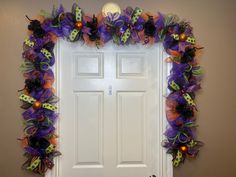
[[121, 29, 131, 43], [187, 140, 198, 148], [184, 121, 198, 128], [112, 35, 120, 45], [169, 81, 196, 106], [172, 34, 179, 40], [27, 157, 41, 171], [23, 119, 38, 136], [164, 14, 179, 27], [40, 48, 52, 60], [192, 66, 203, 76], [168, 131, 189, 144], [173, 150, 182, 167], [185, 64, 193, 72], [43, 117, 53, 127], [183, 93, 196, 106], [171, 34, 195, 44], [24, 39, 35, 47], [131, 7, 143, 24], [170, 80, 180, 91], [121, 7, 142, 43], [40, 62, 50, 71], [51, 12, 65, 27], [42, 103, 57, 111], [69, 29, 80, 41], [19, 94, 57, 111], [75, 6, 82, 21], [24, 125, 37, 136], [168, 123, 197, 145], [69, 5, 83, 42], [45, 144, 55, 154], [19, 94, 36, 104], [20, 61, 50, 72], [20, 61, 35, 73], [186, 37, 195, 44]]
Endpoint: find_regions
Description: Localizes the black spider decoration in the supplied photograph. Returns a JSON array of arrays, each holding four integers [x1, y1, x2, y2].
[[25, 78, 43, 93], [29, 137, 50, 150], [26, 15, 46, 38], [86, 15, 100, 41], [43, 41, 55, 52], [181, 47, 196, 63], [176, 103, 194, 118], [144, 16, 156, 37]]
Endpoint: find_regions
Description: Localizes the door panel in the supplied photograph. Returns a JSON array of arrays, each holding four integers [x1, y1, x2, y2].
[[74, 92, 104, 168], [116, 53, 146, 78], [59, 41, 165, 177], [117, 92, 146, 166], [74, 53, 104, 78]]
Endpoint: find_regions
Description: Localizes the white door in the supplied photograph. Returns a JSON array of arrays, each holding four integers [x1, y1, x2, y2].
[[54, 40, 171, 177]]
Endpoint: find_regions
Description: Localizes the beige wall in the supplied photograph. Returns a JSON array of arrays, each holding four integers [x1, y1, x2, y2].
[[0, 0, 235, 177]]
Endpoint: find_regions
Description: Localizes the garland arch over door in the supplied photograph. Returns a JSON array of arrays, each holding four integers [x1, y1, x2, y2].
[[19, 3, 203, 176]]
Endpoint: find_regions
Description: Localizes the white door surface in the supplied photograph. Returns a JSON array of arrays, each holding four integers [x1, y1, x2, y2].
[[54, 40, 171, 177]]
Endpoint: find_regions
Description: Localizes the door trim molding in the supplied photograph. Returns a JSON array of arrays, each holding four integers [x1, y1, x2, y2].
[[46, 39, 173, 177]]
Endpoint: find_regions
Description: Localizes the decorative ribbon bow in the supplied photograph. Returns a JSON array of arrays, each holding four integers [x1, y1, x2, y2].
[[121, 7, 143, 43], [171, 33, 195, 44], [168, 121, 197, 144], [20, 60, 50, 73], [173, 140, 200, 167], [69, 4, 83, 41], [169, 81, 196, 107], [19, 94, 57, 111], [20, 47, 52, 73], [24, 117, 54, 136], [24, 39, 52, 61], [26, 155, 55, 172], [27, 156, 41, 171]]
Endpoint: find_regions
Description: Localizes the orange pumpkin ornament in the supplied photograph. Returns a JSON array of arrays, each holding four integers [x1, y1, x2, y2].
[[75, 21, 83, 30], [33, 101, 42, 110], [179, 33, 188, 42], [180, 145, 188, 153]]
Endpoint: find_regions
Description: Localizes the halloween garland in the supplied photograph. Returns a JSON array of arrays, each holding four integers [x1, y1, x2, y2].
[[19, 3, 203, 175]]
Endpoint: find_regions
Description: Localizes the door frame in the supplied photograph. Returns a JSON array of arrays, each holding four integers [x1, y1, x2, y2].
[[46, 39, 173, 177]]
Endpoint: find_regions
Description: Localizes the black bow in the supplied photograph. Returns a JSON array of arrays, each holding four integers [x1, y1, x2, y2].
[[144, 16, 156, 37], [26, 15, 46, 38], [86, 15, 100, 41]]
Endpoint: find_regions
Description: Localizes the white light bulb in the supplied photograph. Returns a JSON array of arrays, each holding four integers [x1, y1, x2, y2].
[[102, 2, 121, 17]]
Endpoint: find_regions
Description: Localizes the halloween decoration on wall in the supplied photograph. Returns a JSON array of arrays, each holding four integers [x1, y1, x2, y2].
[[19, 3, 203, 175]]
